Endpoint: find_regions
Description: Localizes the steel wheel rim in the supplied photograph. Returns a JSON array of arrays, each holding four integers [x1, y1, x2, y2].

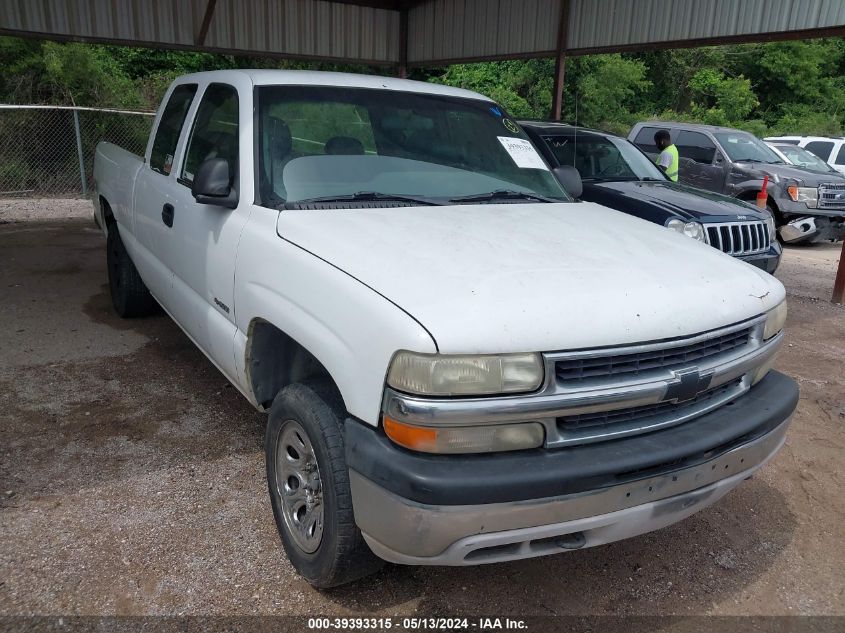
[[275, 419, 324, 553]]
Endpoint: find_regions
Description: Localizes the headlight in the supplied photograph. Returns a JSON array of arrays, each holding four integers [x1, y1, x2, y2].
[[383, 417, 544, 454], [666, 218, 706, 242], [763, 301, 787, 340], [764, 215, 777, 241], [787, 185, 818, 208], [387, 351, 544, 396]]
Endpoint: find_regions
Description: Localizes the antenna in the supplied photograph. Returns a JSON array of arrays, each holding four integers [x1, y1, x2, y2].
[[573, 90, 578, 167]]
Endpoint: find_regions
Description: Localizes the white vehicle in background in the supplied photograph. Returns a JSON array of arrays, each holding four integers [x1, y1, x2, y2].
[[764, 135, 845, 175], [766, 141, 844, 176], [92, 70, 798, 587]]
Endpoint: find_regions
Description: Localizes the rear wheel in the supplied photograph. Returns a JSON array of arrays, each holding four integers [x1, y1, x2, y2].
[[106, 226, 157, 318], [265, 382, 384, 588]]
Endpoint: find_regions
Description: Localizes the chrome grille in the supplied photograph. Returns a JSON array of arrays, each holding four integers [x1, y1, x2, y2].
[[557, 379, 742, 432], [705, 221, 769, 256], [555, 327, 751, 383], [818, 182, 845, 209], [383, 315, 783, 449]]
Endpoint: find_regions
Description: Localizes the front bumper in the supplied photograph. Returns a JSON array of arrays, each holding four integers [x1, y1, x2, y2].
[[779, 215, 845, 244], [738, 243, 781, 274], [345, 371, 798, 565]]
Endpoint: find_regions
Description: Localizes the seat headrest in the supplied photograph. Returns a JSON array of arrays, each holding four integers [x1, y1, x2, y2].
[[268, 117, 292, 159], [325, 136, 364, 155]]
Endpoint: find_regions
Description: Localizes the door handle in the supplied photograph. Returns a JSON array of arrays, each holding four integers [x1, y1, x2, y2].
[[161, 203, 174, 228]]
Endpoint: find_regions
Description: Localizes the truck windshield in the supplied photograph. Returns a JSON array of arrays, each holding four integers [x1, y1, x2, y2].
[[256, 85, 570, 208], [543, 133, 666, 182], [714, 132, 784, 164]]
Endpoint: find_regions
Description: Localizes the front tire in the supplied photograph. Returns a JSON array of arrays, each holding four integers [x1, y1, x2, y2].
[[265, 382, 384, 588], [106, 226, 157, 318]]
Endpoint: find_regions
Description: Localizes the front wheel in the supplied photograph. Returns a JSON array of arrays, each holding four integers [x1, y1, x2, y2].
[[265, 382, 384, 588]]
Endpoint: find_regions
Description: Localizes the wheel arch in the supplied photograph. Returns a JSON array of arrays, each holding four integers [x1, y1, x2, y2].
[[245, 318, 345, 412], [99, 195, 116, 235], [735, 188, 782, 222]]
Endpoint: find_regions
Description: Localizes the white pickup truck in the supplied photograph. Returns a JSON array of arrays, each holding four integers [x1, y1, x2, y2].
[[93, 70, 798, 588]]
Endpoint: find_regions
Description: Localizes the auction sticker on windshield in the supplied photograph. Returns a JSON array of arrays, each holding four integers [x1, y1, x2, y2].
[[497, 136, 548, 169]]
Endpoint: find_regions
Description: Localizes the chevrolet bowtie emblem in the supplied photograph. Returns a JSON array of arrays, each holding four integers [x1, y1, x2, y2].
[[666, 368, 713, 403]]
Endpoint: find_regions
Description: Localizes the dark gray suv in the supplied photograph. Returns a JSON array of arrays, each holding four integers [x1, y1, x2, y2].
[[629, 122, 845, 244]]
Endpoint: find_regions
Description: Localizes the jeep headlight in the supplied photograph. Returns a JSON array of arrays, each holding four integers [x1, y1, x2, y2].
[[787, 185, 818, 208], [763, 300, 787, 340], [387, 351, 544, 396], [666, 218, 706, 242]]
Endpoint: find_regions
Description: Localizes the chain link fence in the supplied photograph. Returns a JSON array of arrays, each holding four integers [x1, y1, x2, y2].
[[0, 105, 154, 197]]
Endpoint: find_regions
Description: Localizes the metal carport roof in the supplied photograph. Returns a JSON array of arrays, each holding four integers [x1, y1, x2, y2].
[[3, 0, 845, 67]]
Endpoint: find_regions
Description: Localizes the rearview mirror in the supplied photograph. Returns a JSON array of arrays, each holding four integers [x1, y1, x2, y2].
[[191, 158, 238, 209], [552, 165, 583, 199]]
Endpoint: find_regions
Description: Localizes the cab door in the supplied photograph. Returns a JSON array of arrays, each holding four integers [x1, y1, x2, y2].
[[130, 83, 198, 305], [675, 130, 725, 192], [166, 82, 250, 382]]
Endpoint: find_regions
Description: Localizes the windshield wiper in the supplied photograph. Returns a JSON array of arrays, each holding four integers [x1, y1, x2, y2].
[[449, 189, 558, 203], [285, 191, 443, 208]]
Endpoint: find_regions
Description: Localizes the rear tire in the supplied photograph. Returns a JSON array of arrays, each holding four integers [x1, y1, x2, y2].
[[106, 226, 157, 318], [265, 382, 384, 588]]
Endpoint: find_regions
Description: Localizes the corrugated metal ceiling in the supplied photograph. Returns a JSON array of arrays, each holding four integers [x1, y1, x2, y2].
[[0, 0, 400, 64], [1, 0, 843, 66]]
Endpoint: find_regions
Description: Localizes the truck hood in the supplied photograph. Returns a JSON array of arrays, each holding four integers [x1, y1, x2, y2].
[[584, 180, 765, 222], [736, 161, 845, 185], [276, 202, 784, 353]]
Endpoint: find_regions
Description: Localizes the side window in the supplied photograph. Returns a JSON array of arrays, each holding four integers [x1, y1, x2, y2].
[[633, 126, 661, 153], [181, 83, 239, 185], [804, 141, 834, 162], [149, 84, 197, 175], [834, 145, 845, 165], [676, 130, 717, 164]]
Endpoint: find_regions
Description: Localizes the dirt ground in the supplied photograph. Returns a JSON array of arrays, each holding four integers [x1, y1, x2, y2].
[[0, 201, 843, 619]]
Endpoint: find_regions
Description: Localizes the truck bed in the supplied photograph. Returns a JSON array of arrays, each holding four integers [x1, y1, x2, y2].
[[92, 141, 144, 235]]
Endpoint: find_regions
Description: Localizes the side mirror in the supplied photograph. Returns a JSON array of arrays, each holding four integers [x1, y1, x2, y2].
[[552, 165, 583, 199], [191, 157, 238, 209]]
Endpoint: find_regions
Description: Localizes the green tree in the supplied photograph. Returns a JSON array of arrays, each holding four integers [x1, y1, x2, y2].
[[687, 68, 757, 125], [568, 54, 651, 131], [435, 59, 554, 118]]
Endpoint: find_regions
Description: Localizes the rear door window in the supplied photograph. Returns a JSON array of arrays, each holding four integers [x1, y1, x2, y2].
[[804, 141, 834, 162], [180, 83, 239, 185], [632, 127, 662, 153], [149, 84, 198, 175], [834, 145, 845, 165], [676, 131, 717, 164]]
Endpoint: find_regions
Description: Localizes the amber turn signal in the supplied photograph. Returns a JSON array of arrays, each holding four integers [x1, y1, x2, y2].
[[383, 416, 438, 451], [382, 415, 544, 454]]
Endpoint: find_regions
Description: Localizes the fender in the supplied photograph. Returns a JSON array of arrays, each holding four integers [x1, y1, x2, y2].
[[730, 179, 772, 199], [233, 207, 437, 425]]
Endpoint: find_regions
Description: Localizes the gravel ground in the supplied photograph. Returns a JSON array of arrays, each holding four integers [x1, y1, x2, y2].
[[0, 198, 93, 223], [0, 201, 843, 619]]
